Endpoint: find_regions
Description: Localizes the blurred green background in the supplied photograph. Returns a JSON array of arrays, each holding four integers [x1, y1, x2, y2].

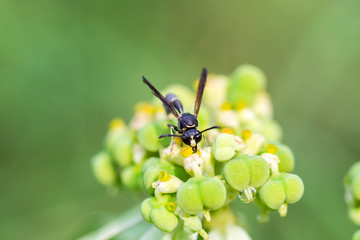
[[1, 0, 360, 239]]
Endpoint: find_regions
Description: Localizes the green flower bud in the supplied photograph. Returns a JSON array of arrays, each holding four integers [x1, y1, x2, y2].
[[91, 152, 117, 186], [183, 215, 202, 233], [150, 206, 179, 232], [353, 229, 360, 240], [352, 175, 360, 200], [349, 208, 360, 226], [141, 158, 174, 195], [121, 165, 141, 189], [283, 174, 304, 204], [249, 156, 270, 187], [177, 177, 226, 215], [200, 178, 226, 210], [104, 118, 128, 151], [141, 198, 153, 222], [231, 65, 266, 93], [275, 144, 295, 173], [112, 136, 133, 167], [212, 133, 236, 162], [137, 122, 160, 152], [222, 156, 269, 191], [177, 179, 203, 215], [259, 178, 286, 209], [227, 65, 266, 106], [222, 157, 250, 191], [347, 162, 360, 182], [259, 173, 304, 210]]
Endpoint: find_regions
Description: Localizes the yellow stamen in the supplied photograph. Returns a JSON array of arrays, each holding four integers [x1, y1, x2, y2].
[[266, 144, 278, 154], [181, 146, 193, 158], [166, 201, 177, 212], [221, 101, 232, 111], [199, 229, 209, 240], [236, 101, 247, 111], [135, 102, 154, 114], [203, 210, 211, 222], [221, 128, 233, 134], [174, 137, 182, 146], [159, 170, 171, 182], [109, 118, 125, 130], [242, 129, 252, 141]]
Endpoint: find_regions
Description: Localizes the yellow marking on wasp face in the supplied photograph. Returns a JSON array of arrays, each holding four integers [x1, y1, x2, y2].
[[187, 124, 196, 128], [190, 140, 196, 147]]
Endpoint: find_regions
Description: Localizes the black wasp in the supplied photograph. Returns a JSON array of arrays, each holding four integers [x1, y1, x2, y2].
[[142, 68, 220, 153]]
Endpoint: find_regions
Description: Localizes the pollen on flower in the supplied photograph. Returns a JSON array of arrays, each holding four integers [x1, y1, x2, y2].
[[242, 129, 252, 141], [221, 128, 233, 134], [159, 170, 171, 182], [135, 102, 154, 114], [181, 146, 194, 158], [236, 101, 247, 111], [266, 144, 278, 154], [109, 118, 125, 130], [167, 201, 178, 212], [221, 101, 232, 111], [174, 137, 182, 146]]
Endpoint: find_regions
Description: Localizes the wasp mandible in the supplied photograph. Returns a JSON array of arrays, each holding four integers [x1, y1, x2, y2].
[[142, 68, 220, 152]]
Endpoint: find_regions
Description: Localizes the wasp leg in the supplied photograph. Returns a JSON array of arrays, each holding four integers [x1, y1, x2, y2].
[[167, 123, 182, 151]]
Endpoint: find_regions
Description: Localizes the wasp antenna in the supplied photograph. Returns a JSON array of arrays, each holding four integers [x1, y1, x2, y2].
[[200, 126, 220, 134], [159, 134, 182, 139]]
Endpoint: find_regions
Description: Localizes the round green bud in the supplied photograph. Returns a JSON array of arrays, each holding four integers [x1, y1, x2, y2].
[[283, 174, 304, 204], [222, 157, 250, 191], [353, 229, 360, 240], [231, 64, 266, 93], [212, 133, 236, 162], [121, 165, 140, 189], [91, 152, 117, 186], [183, 215, 202, 233], [154, 120, 172, 148], [141, 198, 153, 222], [150, 206, 178, 232], [199, 178, 226, 210], [112, 136, 133, 167], [259, 178, 286, 209], [351, 174, 360, 200], [349, 207, 360, 226], [249, 156, 270, 188], [177, 179, 203, 215], [141, 158, 174, 195], [137, 123, 159, 152], [276, 144, 295, 173], [347, 162, 360, 181]]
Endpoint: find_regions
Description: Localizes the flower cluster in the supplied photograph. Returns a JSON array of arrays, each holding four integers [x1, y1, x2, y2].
[[344, 162, 360, 239], [91, 65, 304, 239]]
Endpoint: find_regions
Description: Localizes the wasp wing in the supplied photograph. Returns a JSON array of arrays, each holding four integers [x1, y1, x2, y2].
[[194, 68, 207, 117], [142, 76, 180, 119]]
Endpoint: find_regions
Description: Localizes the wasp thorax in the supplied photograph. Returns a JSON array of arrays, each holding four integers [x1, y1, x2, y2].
[[178, 113, 198, 131]]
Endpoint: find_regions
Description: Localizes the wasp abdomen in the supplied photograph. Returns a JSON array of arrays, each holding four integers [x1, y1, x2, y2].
[[165, 93, 183, 115]]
